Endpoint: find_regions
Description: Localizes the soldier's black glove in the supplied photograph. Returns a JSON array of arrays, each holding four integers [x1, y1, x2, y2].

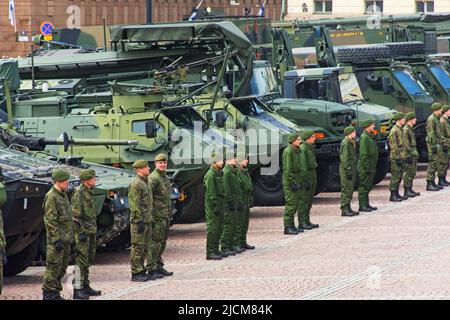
[[54, 240, 64, 252], [346, 173, 353, 180], [79, 232, 88, 243], [444, 146, 449, 153], [136, 221, 145, 234], [405, 157, 414, 165], [395, 159, 403, 166], [303, 181, 312, 190], [290, 182, 299, 192]]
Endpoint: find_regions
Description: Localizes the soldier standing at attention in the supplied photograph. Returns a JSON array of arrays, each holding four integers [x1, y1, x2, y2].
[[42, 168, 73, 300], [389, 112, 408, 202], [0, 183, 6, 295], [147, 154, 174, 278], [403, 112, 421, 198], [438, 105, 450, 187], [339, 126, 358, 217], [220, 150, 240, 256], [358, 120, 379, 212], [426, 102, 444, 191], [129, 159, 153, 282], [71, 169, 101, 300], [282, 132, 302, 235], [299, 130, 319, 230], [204, 151, 225, 260], [236, 154, 255, 251]]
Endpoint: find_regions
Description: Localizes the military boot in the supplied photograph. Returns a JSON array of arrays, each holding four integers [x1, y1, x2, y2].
[[131, 272, 149, 282], [368, 204, 377, 211], [390, 191, 403, 202], [206, 253, 223, 260], [84, 285, 101, 296], [284, 226, 298, 235], [73, 289, 90, 300], [404, 187, 417, 198], [410, 186, 421, 196], [300, 223, 314, 230], [359, 206, 372, 212], [147, 270, 164, 280], [398, 191, 408, 201], [43, 290, 64, 300], [241, 243, 255, 250], [438, 177, 450, 187], [426, 180, 440, 191], [350, 207, 359, 215], [433, 180, 443, 190], [157, 267, 174, 277], [341, 207, 355, 217]]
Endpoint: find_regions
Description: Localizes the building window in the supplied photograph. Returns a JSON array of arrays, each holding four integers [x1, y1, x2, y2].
[[314, 1, 332, 13], [365, 1, 383, 13], [416, 1, 434, 13]]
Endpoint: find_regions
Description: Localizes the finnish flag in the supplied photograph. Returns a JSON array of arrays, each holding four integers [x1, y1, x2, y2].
[[9, 0, 16, 30]]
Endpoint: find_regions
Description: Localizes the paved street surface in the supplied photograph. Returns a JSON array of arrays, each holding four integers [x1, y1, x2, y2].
[[2, 165, 450, 300]]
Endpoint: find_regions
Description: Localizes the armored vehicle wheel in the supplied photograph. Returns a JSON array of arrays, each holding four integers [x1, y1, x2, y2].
[[3, 237, 41, 277], [252, 169, 285, 206], [104, 230, 131, 251], [337, 44, 391, 64], [374, 154, 390, 185], [316, 158, 341, 193], [173, 183, 205, 224], [383, 42, 425, 58]]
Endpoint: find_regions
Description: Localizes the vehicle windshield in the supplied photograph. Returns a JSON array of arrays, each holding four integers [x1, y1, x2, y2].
[[162, 107, 207, 129], [429, 65, 450, 90], [231, 98, 268, 116], [393, 70, 427, 97], [250, 67, 278, 95], [296, 78, 341, 102]]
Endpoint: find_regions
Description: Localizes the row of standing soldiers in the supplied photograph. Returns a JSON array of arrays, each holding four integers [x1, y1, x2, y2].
[[39, 153, 172, 300], [203, 152, 255, 260]]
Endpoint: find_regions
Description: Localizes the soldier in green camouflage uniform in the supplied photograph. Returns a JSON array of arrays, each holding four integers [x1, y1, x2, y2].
[[71, 169, 101, 299], [403, 112, 421, 198], [0, 184, 5, 295], [204, 151, 225, 260], [426, 102, 444, 191], [339, 126, 358, 217], [282, 132, 302, 235], [358, 120, 379, 212], [389, 112, 408, 202], [438, 105, 450, 187], [42, 169, 73, 300], [220, 151, 240, 256], [236, 155, 255, 250], [129, 159, 153, 282], [299, 130, 319, 230], [147, 154, 174, 278]]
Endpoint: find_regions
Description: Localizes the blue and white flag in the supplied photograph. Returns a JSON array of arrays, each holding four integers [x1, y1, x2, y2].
[[189, 0, 204, 21], [9, 0, 16, 31], [257, 0, 267, 17]]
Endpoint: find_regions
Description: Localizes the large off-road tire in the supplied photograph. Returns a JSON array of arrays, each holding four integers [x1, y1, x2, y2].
[[173, 183, 205, 224], [383, 42, 425, 58], [103, 230, 131, 251], [337, 44, 391, 64], [316, 158, 341, 193], [4, 237, 41, 277], [252, 168, 285, 206], [374, 153, 390, 185]]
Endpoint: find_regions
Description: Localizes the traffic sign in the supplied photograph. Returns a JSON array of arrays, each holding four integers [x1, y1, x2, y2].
[[40, 21, 54, 35]]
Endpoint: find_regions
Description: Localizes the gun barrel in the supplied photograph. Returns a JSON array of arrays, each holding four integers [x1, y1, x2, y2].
[[41, 138, 139, 147]]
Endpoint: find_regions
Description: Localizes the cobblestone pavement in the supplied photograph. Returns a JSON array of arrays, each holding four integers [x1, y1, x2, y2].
[[2, 165, 450, 300]]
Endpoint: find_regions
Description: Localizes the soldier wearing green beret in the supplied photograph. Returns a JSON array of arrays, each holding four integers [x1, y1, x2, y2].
[[220, 150, 240, 255], [147, 154, 174, 278], [282, 132, 302, 234], [389, 112, 408, 202], [438, 105, 450, 187], [235, 154, 254, 251], [129, 159, 153, 282], [403, 112, 421, 197], [299, 130, 319, 230], [0, 183, 6, 296], [42, 168, 73, 300], [71, 169, 101, 299], [358, 120, 379, 212], [204, 151, 225, 260], [426, 102, 444, 191], [339, 126, 358, 217]]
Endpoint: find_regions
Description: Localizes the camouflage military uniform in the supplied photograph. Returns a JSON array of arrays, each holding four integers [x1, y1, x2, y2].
[[237, 167, 253, 247], [339, 137, 357, 211], [438, 115, 450, 178], [403, 123, 419, 189], [220, 164, 239, 252], [0, 209, 5, 295], [389, 124, 407, 192], [426, 113, 444, 182], [282, 144, 302, 228], [358, 130, 379, 208], [71, 184, 97, 289], [42, 187, 74, 293], [147, 169, 171, 273], [299, 141, 318, 225], [129, 175, 153, 275], [204, 165, 225, 258]]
